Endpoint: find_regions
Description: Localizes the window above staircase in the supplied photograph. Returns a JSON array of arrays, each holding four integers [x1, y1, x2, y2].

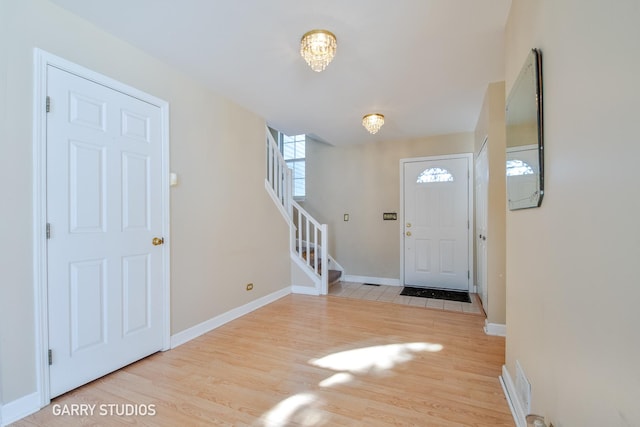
[[278, 132, 306, 200]]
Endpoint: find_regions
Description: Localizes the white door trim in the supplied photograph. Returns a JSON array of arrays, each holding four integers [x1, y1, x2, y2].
[[399, 153, 474, 291], [32, 49, 171, 408], [475, 136, 489, 306]]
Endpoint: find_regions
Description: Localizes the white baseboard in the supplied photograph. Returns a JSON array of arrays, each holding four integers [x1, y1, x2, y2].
[[1, 391, 40, 427], [484, 320, 507, 336], [291, 285, 320, 295], [342, 275, 400, 286], [170, 286, 291, 348], [500, 365, 527, 427]]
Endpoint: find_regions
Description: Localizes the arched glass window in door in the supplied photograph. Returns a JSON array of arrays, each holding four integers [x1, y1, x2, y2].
[[416, 167, 454, 183], [506, 159, 535, 176]]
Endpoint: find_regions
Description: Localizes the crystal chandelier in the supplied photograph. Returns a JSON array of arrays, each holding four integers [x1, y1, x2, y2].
[[362, 113, 385, 134], [300, 29, 337, 72]]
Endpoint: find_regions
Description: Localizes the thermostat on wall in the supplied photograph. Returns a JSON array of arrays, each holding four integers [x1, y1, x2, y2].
[[383, 213, 397, 220]]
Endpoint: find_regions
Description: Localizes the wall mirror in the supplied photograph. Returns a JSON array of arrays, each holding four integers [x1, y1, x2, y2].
[[505, 48, 543, 210]]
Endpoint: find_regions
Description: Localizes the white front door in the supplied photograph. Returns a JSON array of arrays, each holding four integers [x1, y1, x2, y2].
[[475, 143, 489, 307], [402, 156, 471, 290], [46, 65, 165, 397]]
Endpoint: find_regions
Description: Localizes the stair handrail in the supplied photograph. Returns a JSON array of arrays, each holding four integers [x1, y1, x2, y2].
[[265, 129, 292, 222], [265, 126, 330, 294]]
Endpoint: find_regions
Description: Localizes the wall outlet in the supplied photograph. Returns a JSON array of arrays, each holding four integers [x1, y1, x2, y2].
[[246, 283, 254, 291]]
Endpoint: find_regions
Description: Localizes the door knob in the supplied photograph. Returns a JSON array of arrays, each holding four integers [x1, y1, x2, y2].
[[406, 231, 412, 237], [406, 223, 412, 228], [152, 237, 164, 246]]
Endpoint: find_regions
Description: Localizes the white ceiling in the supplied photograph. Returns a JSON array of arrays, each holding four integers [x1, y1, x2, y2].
[[49, 0, 512, 146]]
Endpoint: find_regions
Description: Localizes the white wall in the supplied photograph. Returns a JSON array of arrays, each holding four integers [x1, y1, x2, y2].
[[0, 0, 290, 407], [505, 1, 640, 425]]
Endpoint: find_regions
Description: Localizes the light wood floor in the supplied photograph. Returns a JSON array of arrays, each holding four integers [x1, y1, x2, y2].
[[15, 295, 513, 426]]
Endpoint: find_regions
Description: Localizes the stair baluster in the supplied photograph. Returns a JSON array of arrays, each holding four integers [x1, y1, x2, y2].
[[264, 127, 341, 294]]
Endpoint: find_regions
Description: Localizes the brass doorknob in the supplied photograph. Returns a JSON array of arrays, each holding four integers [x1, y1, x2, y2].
[[406, 231, 412, 237], [152, 237, 164, 246]]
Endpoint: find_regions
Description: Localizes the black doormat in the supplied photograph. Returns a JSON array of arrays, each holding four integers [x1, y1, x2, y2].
[[400, 286, 471, 303]]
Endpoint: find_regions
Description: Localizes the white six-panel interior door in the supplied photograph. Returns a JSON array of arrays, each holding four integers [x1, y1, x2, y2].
[[401, 155, 472, 291], [44, 62, 167, 398]]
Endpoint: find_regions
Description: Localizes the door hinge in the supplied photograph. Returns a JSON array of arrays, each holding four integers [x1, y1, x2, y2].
[[46, 96, 51, 113], [48, 349, 53, 365], [468, 270, 470, 279], [46, 223, 51, 239]]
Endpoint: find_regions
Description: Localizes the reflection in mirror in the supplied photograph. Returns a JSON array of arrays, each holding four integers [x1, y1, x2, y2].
[[416, 167, 454, 183], [506, 145, 539, 209], [506, 48, 543, 210]]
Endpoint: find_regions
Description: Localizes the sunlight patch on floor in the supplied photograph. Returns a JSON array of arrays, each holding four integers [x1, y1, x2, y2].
[[309, 342, 443, 375], [260, 392, 325, 427], [259, 342, 443, 426], [318, 372, 354, 388]]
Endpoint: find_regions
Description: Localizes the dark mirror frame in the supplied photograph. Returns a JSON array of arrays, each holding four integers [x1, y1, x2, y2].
[[534, 49, 544, 205], [506, 48, 544, 210]]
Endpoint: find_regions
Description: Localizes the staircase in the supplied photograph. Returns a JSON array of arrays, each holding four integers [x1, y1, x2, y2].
[[265, 128, 343, 295]]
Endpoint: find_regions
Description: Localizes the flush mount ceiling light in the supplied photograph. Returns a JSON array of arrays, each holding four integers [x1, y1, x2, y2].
[[300, 29, 337, 72], [362, 113, 385, 134]]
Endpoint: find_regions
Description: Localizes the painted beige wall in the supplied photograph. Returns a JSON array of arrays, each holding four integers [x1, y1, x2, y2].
[[505, 1, 640, 425], [0, 0, 290, 405], [303, 133, 473, 280], [507, 122, 538, 148], [474, 82, 507, 326]]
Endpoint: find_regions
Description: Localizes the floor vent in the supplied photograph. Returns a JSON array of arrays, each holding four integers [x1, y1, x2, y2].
[[515, 360, 532, 414]]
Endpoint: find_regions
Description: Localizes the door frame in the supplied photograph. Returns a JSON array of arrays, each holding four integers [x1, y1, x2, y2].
[[475, 137, 489, 307], [399, 153, 474, 292], [32, 49, 171, 407]]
